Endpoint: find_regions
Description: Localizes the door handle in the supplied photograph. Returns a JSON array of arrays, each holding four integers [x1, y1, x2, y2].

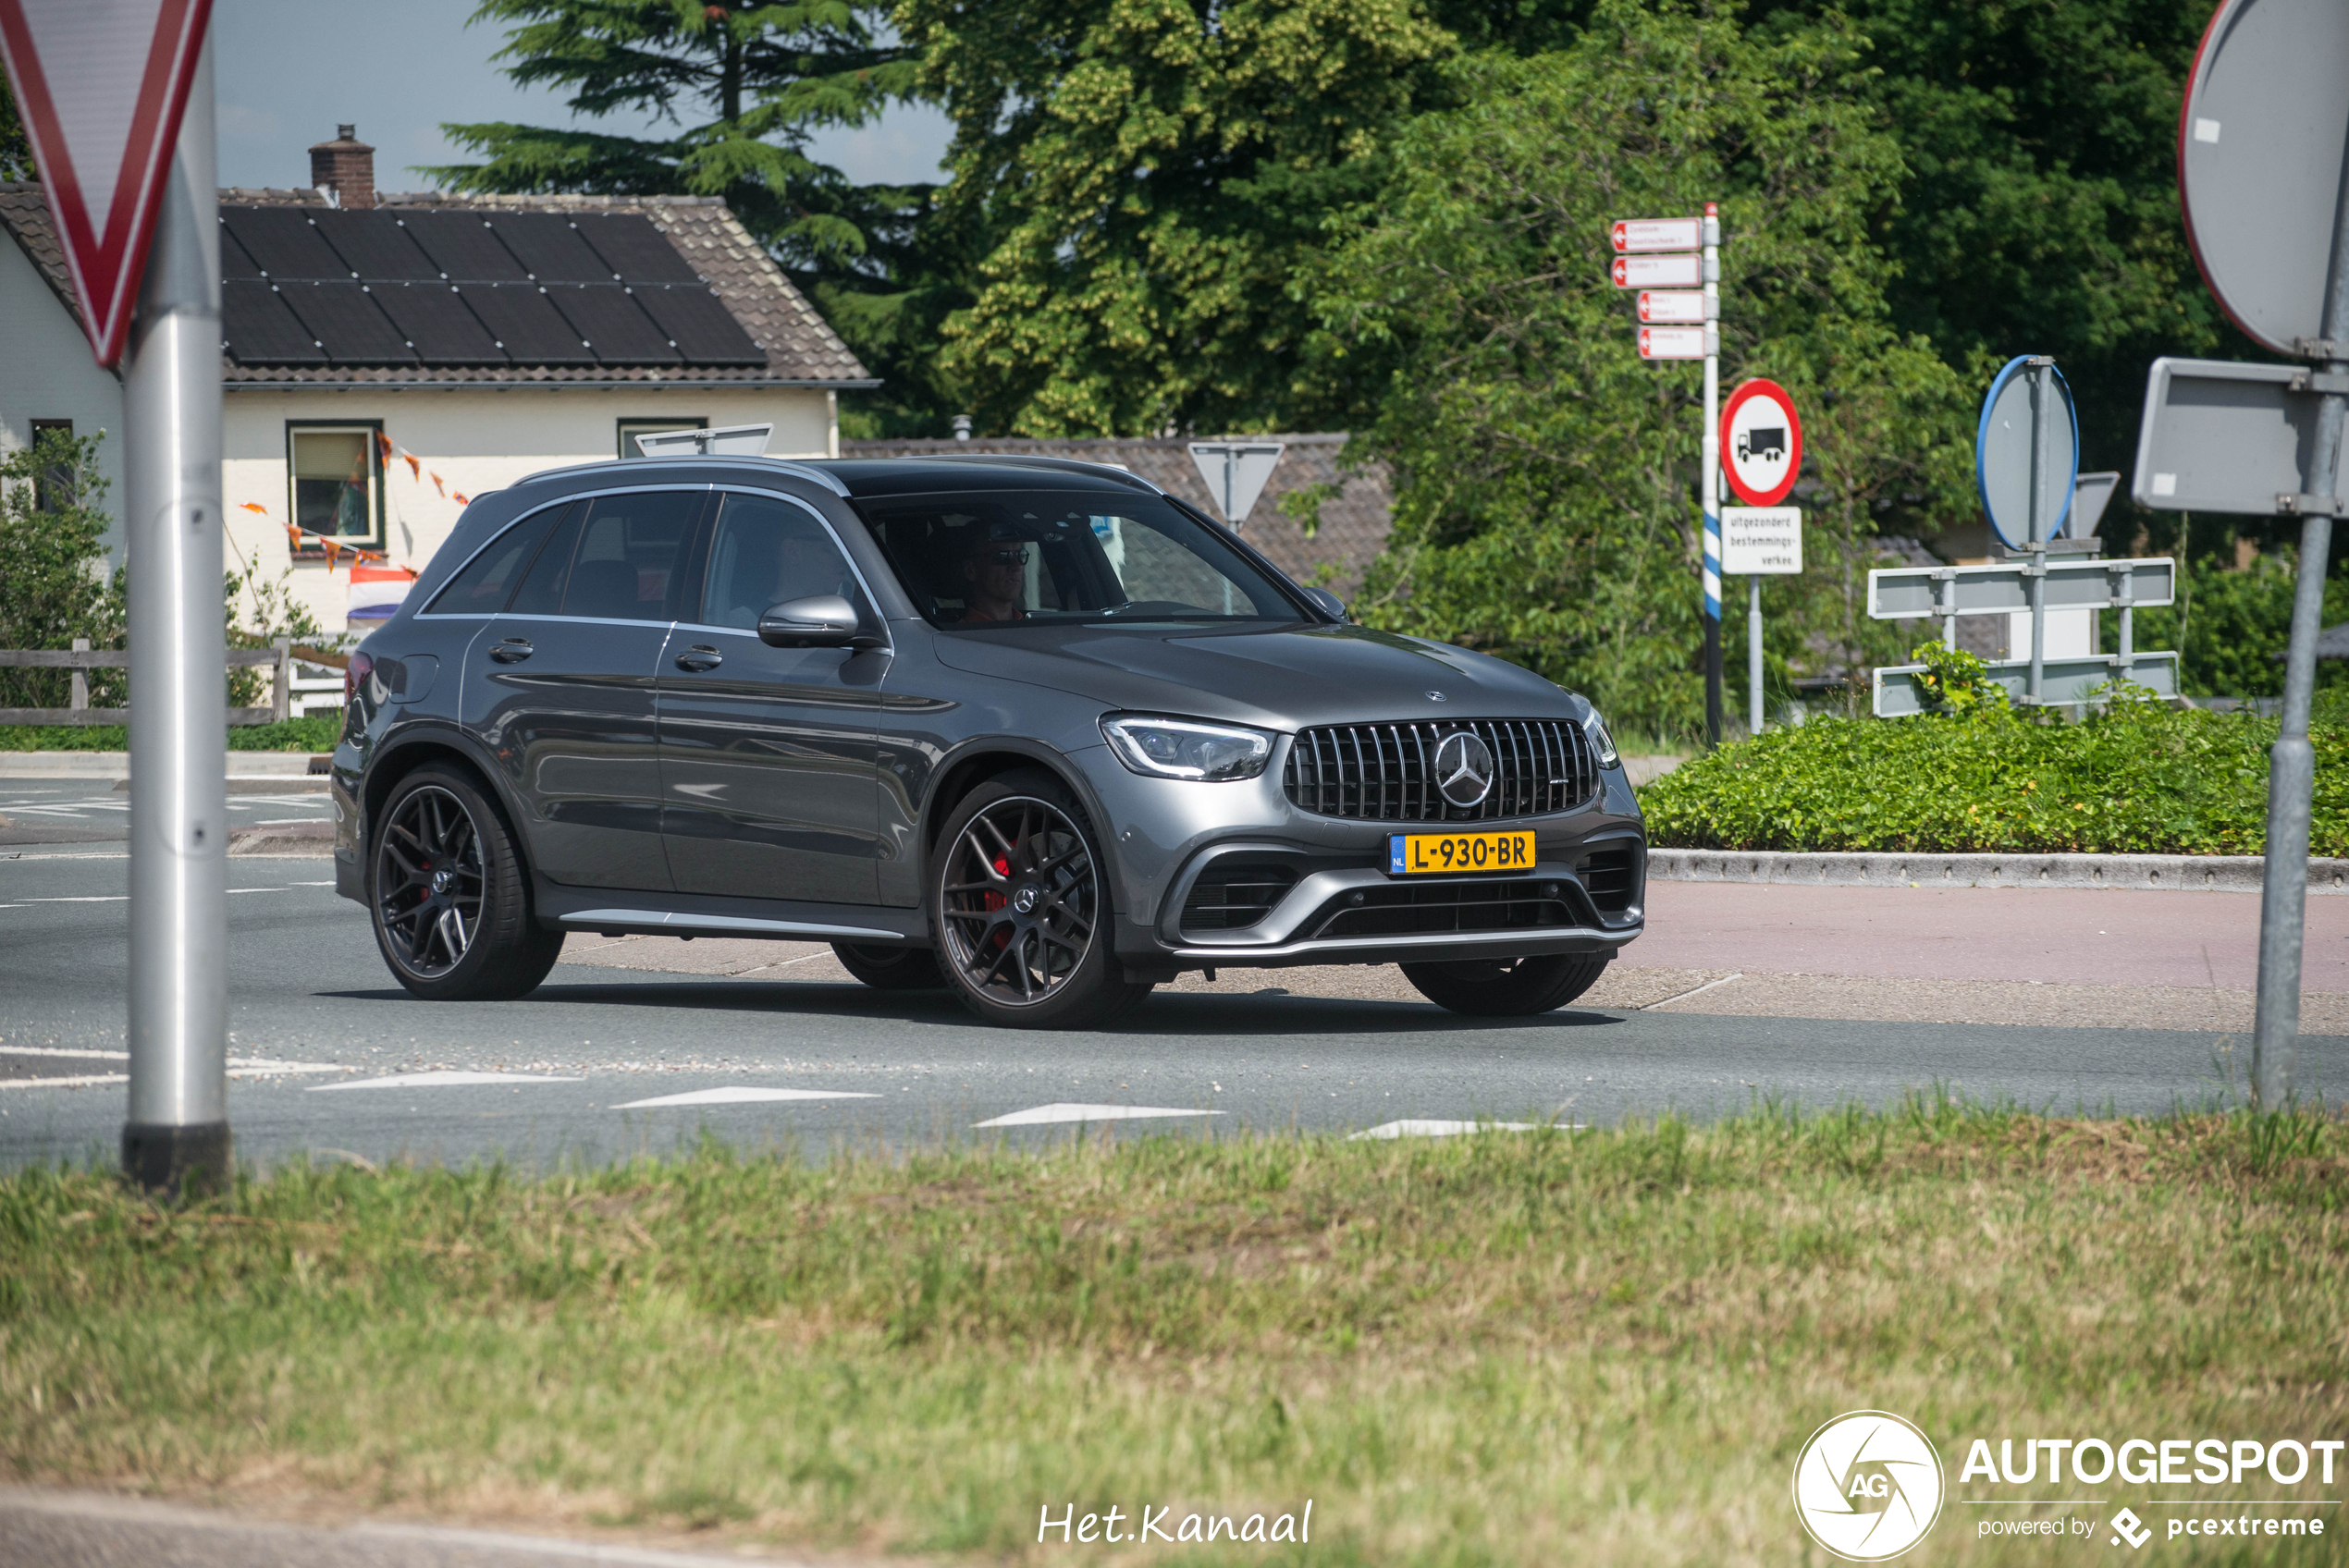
[[488, 638, 534, 664], [674, 644, 723, 673]]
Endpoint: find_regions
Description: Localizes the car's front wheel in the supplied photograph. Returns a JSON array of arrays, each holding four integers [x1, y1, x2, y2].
[[370, 763, 563, 1001], [929, 771, 1150, 1029], [1401, 953, 1609, 1016]]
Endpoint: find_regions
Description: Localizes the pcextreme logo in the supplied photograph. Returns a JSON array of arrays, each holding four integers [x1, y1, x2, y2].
[[1793, 1411, 1948, 1561]]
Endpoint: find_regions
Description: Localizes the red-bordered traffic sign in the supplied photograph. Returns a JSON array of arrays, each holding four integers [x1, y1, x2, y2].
[[1612, 253, 1700, 289], [1722, 379, 1802, 505], [1611, 217, 1700, 254], [1638, 325, 1706, 361], [1636, 289, 1706, 324], [0, 0, 215, 367]]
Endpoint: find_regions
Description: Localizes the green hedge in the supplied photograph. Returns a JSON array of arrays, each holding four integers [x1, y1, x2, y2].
[[1637, 704, 2349, 857], [0, 713, 343, 753]]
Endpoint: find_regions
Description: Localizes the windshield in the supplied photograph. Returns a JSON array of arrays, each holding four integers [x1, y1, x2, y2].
[[855, 489, 1301, 629]]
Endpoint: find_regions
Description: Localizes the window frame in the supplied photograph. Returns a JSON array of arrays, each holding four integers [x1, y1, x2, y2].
[[617, 416, 708, 459], [27, 419, 73, 514], [285, 419, 386, 554]]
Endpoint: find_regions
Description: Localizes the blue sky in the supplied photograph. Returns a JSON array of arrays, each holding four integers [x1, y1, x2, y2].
[[214, 0, 953, 193]]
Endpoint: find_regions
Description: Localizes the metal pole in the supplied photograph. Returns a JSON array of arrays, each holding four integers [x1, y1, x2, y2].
[[1702, 203, 1722, 746], [122, 34, 228, 1194], [1748, 574, 1763, 736], [2251, 162, 2349, 1108], [2026, 359, 2051, 704]]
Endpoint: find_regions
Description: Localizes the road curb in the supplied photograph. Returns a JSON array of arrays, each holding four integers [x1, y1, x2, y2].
[[0, 751, 320, 778], [1648, 848, 2349, 893]]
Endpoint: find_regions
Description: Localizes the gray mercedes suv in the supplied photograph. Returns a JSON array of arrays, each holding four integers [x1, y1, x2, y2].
[[331, 453, 1646, 1027]]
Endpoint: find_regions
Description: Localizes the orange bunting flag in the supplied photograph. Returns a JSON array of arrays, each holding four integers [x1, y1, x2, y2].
[[452, 492, 471, 505], [402, 451, 420, 481], [429, 472, 446, 496], [375, 432, 393, 464], [239, 500, 269, 515]]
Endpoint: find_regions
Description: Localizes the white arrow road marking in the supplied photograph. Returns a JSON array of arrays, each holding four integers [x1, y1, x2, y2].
[[972, 1102, 1222, 1128], [1348, 1120, 1585, 1139], [310, 1071, 583, 1092], [612, 1086, 880, 1109], [1, 1048, 344, 1089]]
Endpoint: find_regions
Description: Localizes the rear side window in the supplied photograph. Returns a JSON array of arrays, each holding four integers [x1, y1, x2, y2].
[[424, 507, 562, 615], [507, 490, 704, 621]]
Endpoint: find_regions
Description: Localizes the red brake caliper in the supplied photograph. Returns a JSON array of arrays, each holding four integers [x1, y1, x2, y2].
[[984, 853, 1011, 949]]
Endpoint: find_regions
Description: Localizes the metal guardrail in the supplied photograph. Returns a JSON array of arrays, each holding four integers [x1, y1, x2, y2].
[[0, 637, 324, 727]]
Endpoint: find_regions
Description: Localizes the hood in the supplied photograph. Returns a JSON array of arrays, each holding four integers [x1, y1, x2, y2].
[[925, 621, 1582, 729]]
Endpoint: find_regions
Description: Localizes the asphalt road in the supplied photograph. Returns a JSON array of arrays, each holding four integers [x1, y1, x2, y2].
[[1, 849, 2316, 1174], [0, 778, 333, 846]]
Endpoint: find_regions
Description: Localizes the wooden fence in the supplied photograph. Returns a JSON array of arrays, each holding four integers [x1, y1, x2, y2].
[[0, 639, 350, 727]]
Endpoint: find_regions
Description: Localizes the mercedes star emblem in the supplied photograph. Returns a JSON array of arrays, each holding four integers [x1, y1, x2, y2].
[[1433, 731, 1495, 807], [1426, 691, 1449, 702]]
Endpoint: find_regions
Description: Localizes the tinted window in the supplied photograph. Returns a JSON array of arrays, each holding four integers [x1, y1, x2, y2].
[[507, 490, 702, 621], [424, 507, 561, 614], [699, 493, 863, 630], [858, 490, 1297, 628]]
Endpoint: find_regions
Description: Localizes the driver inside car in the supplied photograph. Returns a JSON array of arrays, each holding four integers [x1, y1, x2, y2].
[[958, 525, 1032, 622]]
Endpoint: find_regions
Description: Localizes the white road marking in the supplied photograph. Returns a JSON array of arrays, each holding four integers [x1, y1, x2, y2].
[[15, 895, 129, 903], [611, 1085, 879, 1109], [972, 1102, 1222, 1128], [0, 1072, 127, 1090], [1350, 1119, 1543, 1139], [310, 1070, 583, 1092]]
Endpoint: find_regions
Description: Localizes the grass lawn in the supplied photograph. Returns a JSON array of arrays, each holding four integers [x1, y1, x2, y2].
[[3, 1101, 2343, 1563]]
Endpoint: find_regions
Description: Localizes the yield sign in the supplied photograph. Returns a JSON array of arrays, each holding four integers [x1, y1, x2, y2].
[[1188, 441, 1285, 526], [0, 0, 215, 367]]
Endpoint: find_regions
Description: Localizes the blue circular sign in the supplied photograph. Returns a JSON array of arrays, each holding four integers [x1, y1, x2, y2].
[[1975, 356, 2080, 549]]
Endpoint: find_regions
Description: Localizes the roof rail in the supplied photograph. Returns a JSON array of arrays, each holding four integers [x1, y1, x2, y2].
[[907, 452, 1166, 496], [512, 454, 852, 497]]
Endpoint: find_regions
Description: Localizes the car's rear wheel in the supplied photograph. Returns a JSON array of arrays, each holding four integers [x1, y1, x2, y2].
[[1401, 953, 1609, 1016], [830, 942, 946, 989], [370, 763, 562, 1001], [929, 771, 1149, 1029]]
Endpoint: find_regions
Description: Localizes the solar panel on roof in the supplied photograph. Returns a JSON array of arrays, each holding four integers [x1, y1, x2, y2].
[[400, 210, 529, 281], [481, 212, 610, 282], [458, 283, 598, 363], [370, 282, 509, 365], [572, 214, 702, 285], [544, 285, 681, 366], [221, 280, 328, 363], [276, 281, 418, 364], [312, 211, 438, 281], [217, 223, 264, 279], [633, 285, 767, 367], [222, 206, 350, 279]]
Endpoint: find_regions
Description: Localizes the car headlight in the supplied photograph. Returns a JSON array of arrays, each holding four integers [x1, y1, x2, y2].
[[1582, 708, 1619, 768], [1101, 715, 1275, 781]]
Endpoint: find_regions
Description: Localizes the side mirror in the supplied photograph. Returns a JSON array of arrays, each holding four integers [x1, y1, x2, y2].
[[1300, 586, 1351, 623], [757, 594, 879, 649]]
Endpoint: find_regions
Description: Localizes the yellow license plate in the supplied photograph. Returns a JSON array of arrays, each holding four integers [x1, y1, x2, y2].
[[1387, 829, 1535, 876]]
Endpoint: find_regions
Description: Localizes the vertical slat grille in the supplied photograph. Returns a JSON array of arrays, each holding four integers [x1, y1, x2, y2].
[[1281, 719, 1595, 821]]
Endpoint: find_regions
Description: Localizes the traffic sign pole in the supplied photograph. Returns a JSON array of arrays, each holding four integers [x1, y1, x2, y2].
[[2250, 193, 2349, 1109], [121, 32, 228, 1192], [1749, 576, 1763, 735], [2027, 358, 2053, 704], [1702, 203, 1722, 747]]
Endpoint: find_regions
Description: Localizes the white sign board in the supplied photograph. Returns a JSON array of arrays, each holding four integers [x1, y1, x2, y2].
[[1611, 217, 1701, 253], [1612, 253, 1700, 288], [1720, 507, 1802, 574], [1187, 441, 1285, 526], [1637, 325, 1707, 361], [1635, 289, 1706, 324]]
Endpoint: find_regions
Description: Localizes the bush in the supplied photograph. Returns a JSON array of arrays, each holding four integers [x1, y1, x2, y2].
[[1638, 701, 2346, 856], [0, 712, 342, 753]]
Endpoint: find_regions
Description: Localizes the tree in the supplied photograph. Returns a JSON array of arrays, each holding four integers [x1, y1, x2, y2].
[[0, 429, 124, 710], [901, 0, 1464, 436], [1306, 1, 1974, 741], [0, 67, 31, 181]]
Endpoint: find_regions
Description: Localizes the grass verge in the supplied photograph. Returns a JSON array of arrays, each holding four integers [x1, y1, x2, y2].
[[3, 1100, 2344, 1563], [0, 714, 342, 753]]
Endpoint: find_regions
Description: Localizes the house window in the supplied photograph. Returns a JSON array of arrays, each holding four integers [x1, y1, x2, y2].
[[618, 417, 706, 459], [28, 419, 73, 513], [287, 423, 383, 550]]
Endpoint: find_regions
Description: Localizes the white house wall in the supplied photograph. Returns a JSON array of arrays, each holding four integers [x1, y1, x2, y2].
[[0, 236, 126, 553], [223, 386, 837, 633]]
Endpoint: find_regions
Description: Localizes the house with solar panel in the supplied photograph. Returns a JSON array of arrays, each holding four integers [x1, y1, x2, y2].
[[0, 127, 874, 631]]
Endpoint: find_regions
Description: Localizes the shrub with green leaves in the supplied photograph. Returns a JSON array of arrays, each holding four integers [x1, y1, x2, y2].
[[1639, 704, 2343, 856]]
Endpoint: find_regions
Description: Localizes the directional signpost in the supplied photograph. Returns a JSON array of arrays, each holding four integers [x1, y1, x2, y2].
[[0, 0, 227, 1191], [2132, 0, 2349, 1107], [1720, 379, 1803, 736], [1614, 204, 1724, 741]]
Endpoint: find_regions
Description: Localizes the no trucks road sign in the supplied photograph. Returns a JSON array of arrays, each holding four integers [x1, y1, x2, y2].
[[1721, 379, 1802, 507]]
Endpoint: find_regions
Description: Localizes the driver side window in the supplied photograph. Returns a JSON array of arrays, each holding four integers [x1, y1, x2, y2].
[[700, 493, 862, 631]]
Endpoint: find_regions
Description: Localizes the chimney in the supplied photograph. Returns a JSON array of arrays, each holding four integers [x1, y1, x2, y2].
[[308, 124, 375, 210]]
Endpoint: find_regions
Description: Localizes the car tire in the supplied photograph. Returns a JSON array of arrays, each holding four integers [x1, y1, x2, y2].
[[929, 769, 1150, 1029], [830, 942, 947, 989], [368, 762, 563, 1001], [1400, 953, 1610, 1017]]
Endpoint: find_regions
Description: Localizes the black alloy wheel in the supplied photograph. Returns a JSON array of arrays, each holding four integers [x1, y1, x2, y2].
[[830, 942, 947, 989], [930, 772, 1149, 1028], [1400, 952, 1611, 1016], [369, 763, 563, 1001]]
